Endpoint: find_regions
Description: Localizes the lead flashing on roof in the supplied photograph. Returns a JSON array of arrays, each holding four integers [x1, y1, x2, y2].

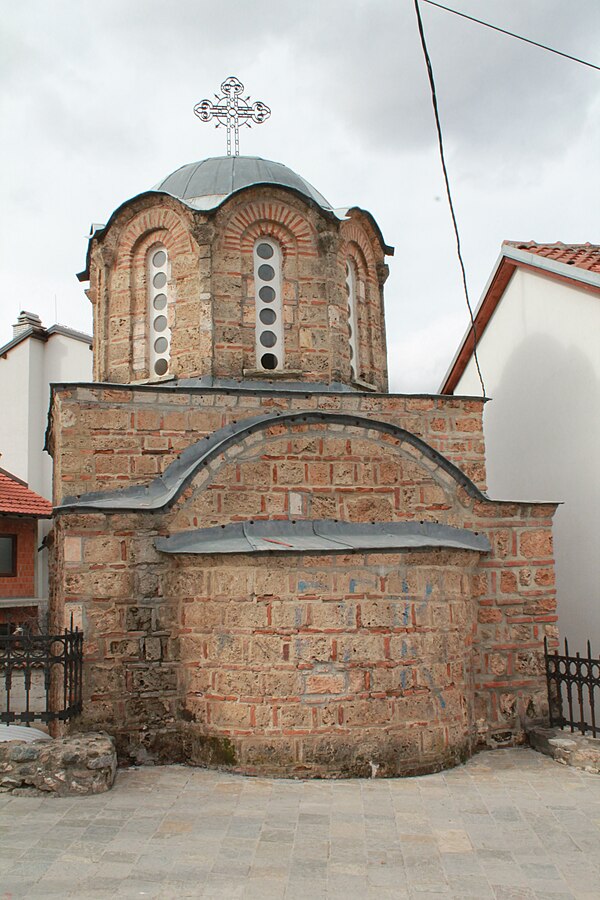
[[78, 184, 394, 281], [54, 408, 536, 515], [155, 519, 491, 556], [48, 378, 488, 402]]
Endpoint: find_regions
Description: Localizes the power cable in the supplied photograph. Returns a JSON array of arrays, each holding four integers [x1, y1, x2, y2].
[[413, 0, 486, 396], [422, 0, 600, 72]]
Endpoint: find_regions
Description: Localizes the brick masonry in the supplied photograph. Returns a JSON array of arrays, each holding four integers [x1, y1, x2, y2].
[[85, 189, 389, 390], [0, 517, 36, 599], [47, 177, 559, 776], [49, 387, 488, 499], [49, 408, 557, 776]]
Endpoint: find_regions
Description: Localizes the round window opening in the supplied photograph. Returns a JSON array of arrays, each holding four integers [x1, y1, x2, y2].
[[153, 272, 167, 289], [259, 286, 276, 303], [257, 264, 275, 281], [261, 353, 278, 370], [154, 315, 168, 332], [154, 336, 168, 353], [152, 250, 167, 268], [260, 330, 277, 348], [259, 308, 276, 325], [153, 294, 167, 311], [256, 243, 274, 259], [154, 358, 168, 376]]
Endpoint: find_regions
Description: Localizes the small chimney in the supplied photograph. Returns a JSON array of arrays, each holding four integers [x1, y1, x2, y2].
[[13, 311, 44, 339]]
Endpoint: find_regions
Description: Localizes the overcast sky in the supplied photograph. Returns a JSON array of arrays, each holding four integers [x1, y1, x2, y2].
[[1, 0, 598, 392]]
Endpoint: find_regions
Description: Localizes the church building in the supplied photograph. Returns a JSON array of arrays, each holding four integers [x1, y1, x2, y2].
[[47, 142, 558, 776]]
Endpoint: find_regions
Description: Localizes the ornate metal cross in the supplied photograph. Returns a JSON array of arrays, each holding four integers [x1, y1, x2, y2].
[[194, 76, 271, 156]]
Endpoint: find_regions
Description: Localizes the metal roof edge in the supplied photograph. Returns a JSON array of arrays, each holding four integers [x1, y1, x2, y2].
[[156, 519, 492, 556], [77, 190, 194, 281], [502, 244, 600, 288], [77, 183, 340, 282], [54, 409, 534, 515], [0, 328, 36, 357], [46, 325, 92, 344], [438, 249, 506, 394], [439, 242, 600, 394], [1, 325, 92, 359], [47, 378, 488, 402], [341, 206, 394, 256]]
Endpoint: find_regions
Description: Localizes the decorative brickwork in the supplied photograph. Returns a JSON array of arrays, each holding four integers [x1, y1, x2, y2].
[[50, 400, 557, 775], [86, 187, 390, 389], [50, 159, 559, 776], [49, 386, 488, 502]]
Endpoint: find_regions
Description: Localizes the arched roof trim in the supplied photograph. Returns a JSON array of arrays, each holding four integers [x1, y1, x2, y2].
[[56, 409, 489, 513], [78, 192, 393, 281]]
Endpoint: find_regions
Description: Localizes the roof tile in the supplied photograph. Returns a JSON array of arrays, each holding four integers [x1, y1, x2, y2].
[[0, 469, 52, 517], [504, 241, 600, 273]]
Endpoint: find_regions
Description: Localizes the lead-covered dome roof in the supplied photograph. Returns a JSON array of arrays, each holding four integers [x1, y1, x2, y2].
[[153, 155, 332, 211]]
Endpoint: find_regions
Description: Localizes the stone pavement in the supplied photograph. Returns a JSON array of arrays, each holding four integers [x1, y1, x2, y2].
[[1, 748, 599, 899]]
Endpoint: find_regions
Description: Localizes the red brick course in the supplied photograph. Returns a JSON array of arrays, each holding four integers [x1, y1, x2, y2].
[[49, 387, 488, 503], [52, 174, 558, 775], [86, 188, 390, 390], [51, 412, 557, 774]]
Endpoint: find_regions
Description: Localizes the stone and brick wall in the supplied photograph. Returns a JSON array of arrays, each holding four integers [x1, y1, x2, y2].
[[49, 407, 557, 776], [54, 171, 558, 776], [86, 188, 390, 390], [48, 386, 487, 504]]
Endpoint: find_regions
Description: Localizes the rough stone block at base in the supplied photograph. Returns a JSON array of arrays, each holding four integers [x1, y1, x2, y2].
[[528, 726, 600, 774], [0, 732, 117, 796]]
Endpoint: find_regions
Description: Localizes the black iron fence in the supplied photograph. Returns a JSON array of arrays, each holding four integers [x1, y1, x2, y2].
[[0, 625, 83, 726], [544, 637, 599, 738]]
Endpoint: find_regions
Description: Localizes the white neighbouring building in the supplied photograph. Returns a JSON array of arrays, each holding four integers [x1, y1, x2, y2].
[[441, 242, 600, 656], [0, 312, 92, 623]]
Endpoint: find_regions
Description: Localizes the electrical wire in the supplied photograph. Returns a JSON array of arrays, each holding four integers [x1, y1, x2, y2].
[[422, 0, 600, 72], [413, 0, 486, 397]]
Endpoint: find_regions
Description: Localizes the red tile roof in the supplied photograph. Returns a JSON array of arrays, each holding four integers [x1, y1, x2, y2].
[[440, 240, 600, 395], [0, 469, 52, 517], [503, 242, 600, 273]]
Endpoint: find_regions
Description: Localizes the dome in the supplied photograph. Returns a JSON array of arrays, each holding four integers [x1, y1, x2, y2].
[[154, 155, 332, 212]]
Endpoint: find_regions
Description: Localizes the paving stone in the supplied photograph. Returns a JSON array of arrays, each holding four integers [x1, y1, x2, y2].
[[0, 749, 597, 898]]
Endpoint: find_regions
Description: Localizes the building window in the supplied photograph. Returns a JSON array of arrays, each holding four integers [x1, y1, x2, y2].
[[345, 260, 359, 379], [148, 245, 171, 378], [254, 239, 284, 371], [0, 535, 16, 577]]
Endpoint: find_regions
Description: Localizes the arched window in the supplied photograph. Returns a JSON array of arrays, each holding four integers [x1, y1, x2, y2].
[[147, 245, 171, 378], [345, 260, 359, 379], [254, 238, 284, 371]]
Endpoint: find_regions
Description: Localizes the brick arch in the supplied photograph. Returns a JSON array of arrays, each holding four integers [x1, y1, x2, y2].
[[342, 239, 369, 281], [338, 220, 377, 277], [129, 228, 171, 268], [115, 205, 195, 271], [167, 420, 465, 532], [238, 220, 300, 262], [57, 411, 488, 516], [221, 199, 318, 256]]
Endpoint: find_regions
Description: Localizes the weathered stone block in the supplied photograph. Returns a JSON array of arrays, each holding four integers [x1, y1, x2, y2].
[[0, 733, 116, 796]]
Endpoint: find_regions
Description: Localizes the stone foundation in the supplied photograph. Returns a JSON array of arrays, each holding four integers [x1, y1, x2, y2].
[[529, 726, 600, 774], [0, 732, 116, 796]]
